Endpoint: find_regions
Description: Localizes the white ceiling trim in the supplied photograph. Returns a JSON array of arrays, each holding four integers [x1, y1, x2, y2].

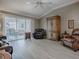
[[39, 0, 79, 18], [0, 10, 37, 19]]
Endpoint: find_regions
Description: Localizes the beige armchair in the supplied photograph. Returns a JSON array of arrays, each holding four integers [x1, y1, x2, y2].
[[0, 45, 12, 59], [0, 50, 11, 59], [0, 45, 13, 55], [62, 29, 79, 51]]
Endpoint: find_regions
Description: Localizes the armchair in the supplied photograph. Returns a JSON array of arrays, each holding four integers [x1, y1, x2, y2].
[[0, 50, 11, 59], [33, 28, 46, 39], [0, 45, 13, 55], [62, 29, 79, 51]]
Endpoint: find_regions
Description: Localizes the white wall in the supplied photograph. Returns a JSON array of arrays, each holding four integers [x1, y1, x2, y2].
[[34, 19, 41, 28], [40, 18, 47, 30], [41, 2, 79, 34]]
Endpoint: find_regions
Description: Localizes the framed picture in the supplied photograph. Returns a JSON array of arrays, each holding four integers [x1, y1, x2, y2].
[[68, 20, 74, 29]]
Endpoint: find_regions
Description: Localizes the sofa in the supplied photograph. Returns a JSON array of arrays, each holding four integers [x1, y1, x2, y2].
[[62, 28, 79, 51]]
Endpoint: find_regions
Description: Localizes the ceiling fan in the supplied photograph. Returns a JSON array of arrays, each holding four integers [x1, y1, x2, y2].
[[26, 0, 53, 8]]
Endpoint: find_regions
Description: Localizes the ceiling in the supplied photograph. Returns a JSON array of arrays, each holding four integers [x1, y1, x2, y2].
[[0, 0, 79, 18]]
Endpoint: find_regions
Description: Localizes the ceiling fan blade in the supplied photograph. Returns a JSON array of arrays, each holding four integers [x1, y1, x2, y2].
[[26, 0, 53, 8], [26, 2, 36, 5], [42, 2, 53, 4]]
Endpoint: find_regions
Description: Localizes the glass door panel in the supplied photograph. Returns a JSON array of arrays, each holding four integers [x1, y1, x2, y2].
[[26, 19, 31, 32], [5, 17, 16, 41], [16, 19, 26, 39]]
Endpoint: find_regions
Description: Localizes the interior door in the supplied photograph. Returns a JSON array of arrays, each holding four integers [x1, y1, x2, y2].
[[47, 19, 52, 39]]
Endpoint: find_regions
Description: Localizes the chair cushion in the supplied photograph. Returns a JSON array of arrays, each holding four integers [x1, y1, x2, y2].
[[63, 40, 72, 47], [64, 38, 74, 43]]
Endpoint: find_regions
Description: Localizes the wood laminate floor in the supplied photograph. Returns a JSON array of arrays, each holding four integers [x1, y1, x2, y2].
[[10, 39, 79, 59]]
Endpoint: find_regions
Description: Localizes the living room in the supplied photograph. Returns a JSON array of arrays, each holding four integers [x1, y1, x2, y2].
[[0, 0, 79, 59]]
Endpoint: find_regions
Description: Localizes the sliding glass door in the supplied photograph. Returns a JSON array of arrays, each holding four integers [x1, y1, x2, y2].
[[5, 16, 31, 41]]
